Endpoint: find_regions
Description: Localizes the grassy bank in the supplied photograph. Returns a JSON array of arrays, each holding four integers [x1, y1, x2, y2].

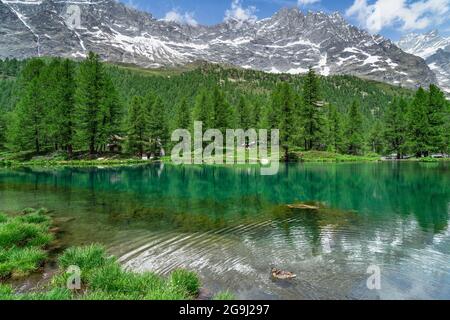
[[0, 209, 234, 300], [0, 208, 53, 279], [0, 158, 151, 168], [295, 151, 381, 162]]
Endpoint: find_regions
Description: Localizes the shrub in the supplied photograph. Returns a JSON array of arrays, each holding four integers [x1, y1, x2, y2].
[[168, 269, 200, 297]]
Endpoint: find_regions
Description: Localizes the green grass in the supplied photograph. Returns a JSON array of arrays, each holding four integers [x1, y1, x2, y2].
[[213, 291, 236, 300], [0, 210, 209, 300], [0, 247, 47, 278], [168, 269, 201, 296], [0, 209, 53, 279], [295, 151, 381, 163], [4, 245, 203, 300]]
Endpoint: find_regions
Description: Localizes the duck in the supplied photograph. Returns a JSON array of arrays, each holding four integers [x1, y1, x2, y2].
[[271, 268, 297, 280]]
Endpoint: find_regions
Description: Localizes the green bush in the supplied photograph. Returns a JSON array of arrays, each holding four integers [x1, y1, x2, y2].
[[168, 269, 200, 296], [213, 291, 236, 300], [0, 213, 7, 224]]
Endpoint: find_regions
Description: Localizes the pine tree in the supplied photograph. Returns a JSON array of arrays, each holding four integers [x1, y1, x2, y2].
[[75, 52, 105, 155], [344, 101, 364, 155], [325, 104, 344, 153], [210, 86, 232, 132], [407, 87, 430, 157], [192, 88, 212, 130], [0, 113, 6, 150], [271, 82, 296, 161], [427, 84, 447, 153], [99, 77, 122, 151], [301, 68, 325, 150], [235, 96, 252, 130], [8, 59, 46, 153], [52, 59, 76, 156], [148, 96, 168, 156], [368, 120, 384, 155], [383, 98, 408, 158], [174, 97, 191, 130], [126, 95, 148, 157]]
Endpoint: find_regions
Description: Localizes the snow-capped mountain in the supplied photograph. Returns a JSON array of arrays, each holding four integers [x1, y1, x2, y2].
[[0, 0, 437, 89], [397, 30, 450, 93]]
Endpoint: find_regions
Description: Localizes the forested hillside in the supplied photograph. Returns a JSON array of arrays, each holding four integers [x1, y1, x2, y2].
[[0, 55, 448, 160]]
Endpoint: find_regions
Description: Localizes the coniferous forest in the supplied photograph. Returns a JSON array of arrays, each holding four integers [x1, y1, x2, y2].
[[0, 52, 449, 161]]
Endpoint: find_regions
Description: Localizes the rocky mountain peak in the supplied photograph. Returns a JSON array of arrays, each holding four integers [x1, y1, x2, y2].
[[0, 0, 438, 90]]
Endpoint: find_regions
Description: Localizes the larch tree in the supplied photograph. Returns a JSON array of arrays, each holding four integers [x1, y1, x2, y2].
[[344, 101, 364, 155], [407, 87, 430, 157], [127, 95, 148, 157], [383, 98, 408, 159], [326, 104, 344, 153], [8, 58, 46, 153], [301, 67, 325, 150], [75, 52, 105, 155]]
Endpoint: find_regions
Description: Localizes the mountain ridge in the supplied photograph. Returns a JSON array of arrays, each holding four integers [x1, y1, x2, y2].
[[397, 30, 450, 93], [0, 0, 438, 90]]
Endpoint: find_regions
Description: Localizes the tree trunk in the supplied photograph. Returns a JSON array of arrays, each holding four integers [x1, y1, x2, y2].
[[68, 145, 73, 159]]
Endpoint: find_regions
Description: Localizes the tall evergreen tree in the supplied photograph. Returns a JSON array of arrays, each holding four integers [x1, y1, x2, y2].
[[8, 59, 46, 152], [368, 120, 384, 154], [407, 87, 430, 157], [53, 59, 76, 156], [325, 104, 344, 153], [148, 96, 168, 156], [344, 101, 364, 155], [235, 96, 252, 130], [210, 86, 232, 132], [427, 84, 447, 153], [75, 52, 105, 155], [383, 98, 408, 158], [272, 82, 296, 161], [0, 113, 6, 150], [301, 68, 325, 150], [99, 77, 122, 151], [192, 88, 212, 130], [126, 96, 148, 157], [174, 97, 191, 130]]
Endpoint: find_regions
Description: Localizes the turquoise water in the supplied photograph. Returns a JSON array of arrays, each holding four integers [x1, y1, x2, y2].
[[0, 162, 449, 299]]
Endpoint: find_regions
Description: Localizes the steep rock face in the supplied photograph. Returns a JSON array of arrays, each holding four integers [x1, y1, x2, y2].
[[0, 0, 437, 89], [398, 30, 450, 93]]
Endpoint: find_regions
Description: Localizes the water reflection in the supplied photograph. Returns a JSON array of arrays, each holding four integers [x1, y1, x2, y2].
[[0, 162, 449, 299]]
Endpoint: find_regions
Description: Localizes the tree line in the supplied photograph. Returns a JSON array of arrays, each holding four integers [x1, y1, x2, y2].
[[0, 53, 449, 160]]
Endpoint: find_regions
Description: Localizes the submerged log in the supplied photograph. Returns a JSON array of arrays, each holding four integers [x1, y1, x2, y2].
[[286, 203, 320, 210]]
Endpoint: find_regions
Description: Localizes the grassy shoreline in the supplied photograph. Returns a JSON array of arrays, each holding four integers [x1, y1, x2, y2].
[[1, 151, 448, 168], [0, 209, 233, 300]]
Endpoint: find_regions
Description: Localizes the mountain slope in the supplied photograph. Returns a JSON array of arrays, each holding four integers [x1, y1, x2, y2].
[[397, 30, 450, 93], [0, 0, 437, 89]]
